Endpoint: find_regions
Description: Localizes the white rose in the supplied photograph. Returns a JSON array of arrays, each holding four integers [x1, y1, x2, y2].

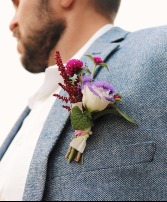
[[82, 85, 112, 112]]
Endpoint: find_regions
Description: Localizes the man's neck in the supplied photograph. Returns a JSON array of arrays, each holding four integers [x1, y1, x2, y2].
[[48, 11, 112, 65]]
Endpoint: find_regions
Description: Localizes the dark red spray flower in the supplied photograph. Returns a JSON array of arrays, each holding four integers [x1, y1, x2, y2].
[[53, 51, 83, 110]]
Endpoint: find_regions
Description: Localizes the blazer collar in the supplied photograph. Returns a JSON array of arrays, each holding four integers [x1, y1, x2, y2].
[[81, 27, 129, 76], [23, 27, 129, 201]]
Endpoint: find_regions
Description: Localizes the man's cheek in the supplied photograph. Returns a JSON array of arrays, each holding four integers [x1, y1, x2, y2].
[[17, 41, 24, 54]]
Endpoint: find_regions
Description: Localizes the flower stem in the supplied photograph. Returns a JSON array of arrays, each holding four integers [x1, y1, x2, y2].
[[81, 153, 84, 165], [74, 152, 82, 162], [92, 64, 97, 79], [78, 75, 82, 83], [68, 148, 77, 163], [65, 147, 72, 159]]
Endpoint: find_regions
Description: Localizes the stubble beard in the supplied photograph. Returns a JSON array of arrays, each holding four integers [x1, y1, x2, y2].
[[21, 19, 66, 73]]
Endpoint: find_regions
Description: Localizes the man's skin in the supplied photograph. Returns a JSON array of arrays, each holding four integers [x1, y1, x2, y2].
[[10, 0, 113, 72]]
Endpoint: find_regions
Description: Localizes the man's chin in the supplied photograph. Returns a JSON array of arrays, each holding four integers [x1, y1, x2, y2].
[[21, 56, 48, 73]]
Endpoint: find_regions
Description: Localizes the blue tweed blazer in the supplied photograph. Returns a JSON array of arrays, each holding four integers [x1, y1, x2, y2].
[[1, 26, 167, 201]]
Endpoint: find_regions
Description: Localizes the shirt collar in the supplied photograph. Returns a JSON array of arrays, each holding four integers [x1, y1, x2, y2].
[[28, 67, 63, 109]]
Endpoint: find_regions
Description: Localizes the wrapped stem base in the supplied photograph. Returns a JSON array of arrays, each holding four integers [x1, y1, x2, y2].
[[65, 147, 82, 163], [65, 129, 92, 163]]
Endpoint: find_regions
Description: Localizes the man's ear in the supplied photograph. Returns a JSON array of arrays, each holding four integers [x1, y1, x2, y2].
[[61, 0, 74, 8]]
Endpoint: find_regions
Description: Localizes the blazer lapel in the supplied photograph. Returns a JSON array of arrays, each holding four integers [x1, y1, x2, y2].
[[23, 27, 129, 201], [0, 107, 31, 161], [82, 27, 129, 76]]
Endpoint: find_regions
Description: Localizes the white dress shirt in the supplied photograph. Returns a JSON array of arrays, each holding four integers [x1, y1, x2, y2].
[[0, 24, 113, 201]]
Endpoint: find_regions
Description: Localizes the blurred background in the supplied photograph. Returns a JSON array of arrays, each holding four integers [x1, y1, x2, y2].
[[0, 0, 167, 145]]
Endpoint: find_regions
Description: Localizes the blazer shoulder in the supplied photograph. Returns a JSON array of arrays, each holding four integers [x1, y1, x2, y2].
[[127, 25, 167, 44], [123, 25, 167, 54]]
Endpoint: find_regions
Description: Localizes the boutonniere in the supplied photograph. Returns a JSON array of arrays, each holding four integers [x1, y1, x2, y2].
[[54, 51, 137, 163]]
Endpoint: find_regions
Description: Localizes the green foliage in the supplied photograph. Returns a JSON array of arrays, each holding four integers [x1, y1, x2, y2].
[[93, 105, 137, 125], [77, 66, 92, 75], [71, 106, 94, 130]]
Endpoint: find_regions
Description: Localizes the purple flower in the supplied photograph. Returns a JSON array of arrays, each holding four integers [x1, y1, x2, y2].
[[92, 81, 115, 94], [82, 76, 92, 88], [82, 81, 115, 112]]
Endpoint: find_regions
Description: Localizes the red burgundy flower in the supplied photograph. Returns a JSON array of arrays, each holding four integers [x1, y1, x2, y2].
[[114, 94, 122, 101], [65, 59, 83, 76], [93, 56, 103, 65]]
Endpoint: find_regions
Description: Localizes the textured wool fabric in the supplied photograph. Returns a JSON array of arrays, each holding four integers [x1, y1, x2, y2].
[[22, 26, 167, 201], [3, 26, 167, 201]]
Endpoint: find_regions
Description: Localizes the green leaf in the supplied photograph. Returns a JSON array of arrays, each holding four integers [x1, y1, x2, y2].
[[71, 106, 94, 130], [77, 66, 92, 75], [86, 55, 96, 64], [93, 105, 138, 125], [113, 105, 138, 125], [99, 63, 109, 71], [93, 108, 116, 121]]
